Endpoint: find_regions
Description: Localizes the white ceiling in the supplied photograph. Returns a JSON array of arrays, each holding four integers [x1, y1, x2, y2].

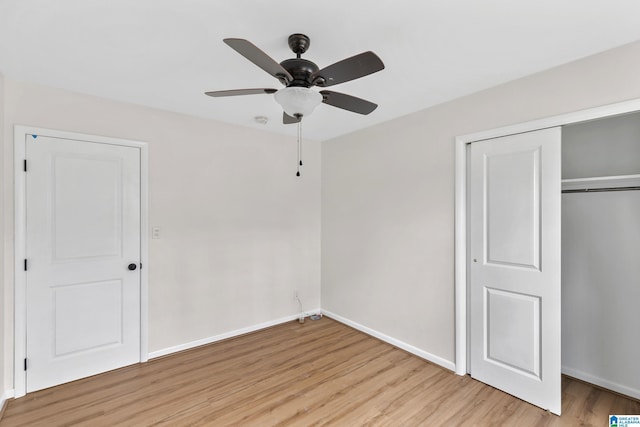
[[1, 1, 640, 141]]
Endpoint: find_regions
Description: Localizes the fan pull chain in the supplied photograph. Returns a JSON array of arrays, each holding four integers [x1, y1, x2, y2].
[[299, 120, 303, 166], [296, 117, 302, 177]]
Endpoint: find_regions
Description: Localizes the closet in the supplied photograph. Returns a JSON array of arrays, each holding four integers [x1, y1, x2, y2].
[[561, 112, 640, 399]]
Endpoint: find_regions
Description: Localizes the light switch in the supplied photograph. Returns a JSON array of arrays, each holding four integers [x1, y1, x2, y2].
[[152, 226, 161, 239]]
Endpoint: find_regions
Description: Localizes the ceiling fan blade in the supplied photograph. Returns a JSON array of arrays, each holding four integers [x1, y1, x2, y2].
[[224, 38, 293, 84], [312, 51, 384, 87], [320, 90, 378, 115], [283, 112, 301, 124], [205, 88, 277, 97]]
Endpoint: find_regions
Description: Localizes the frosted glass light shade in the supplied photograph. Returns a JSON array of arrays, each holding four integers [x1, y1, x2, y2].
[[274, 87, 323, 118]]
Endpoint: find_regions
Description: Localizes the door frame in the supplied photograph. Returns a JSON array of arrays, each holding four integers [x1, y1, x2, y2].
[[13, 125, 149, 398], [454, 98, 640, 376]]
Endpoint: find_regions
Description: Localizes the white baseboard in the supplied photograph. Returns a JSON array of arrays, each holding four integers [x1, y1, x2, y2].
[[148, 309, 321, 359], [1, 389, 15, 416], [322, 310, 456, 372], [147, 308, 456, 373], [562, 365, 640, 400]]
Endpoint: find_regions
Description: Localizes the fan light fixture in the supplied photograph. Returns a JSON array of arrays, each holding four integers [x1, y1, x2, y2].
[[274, 87, 322, 118]]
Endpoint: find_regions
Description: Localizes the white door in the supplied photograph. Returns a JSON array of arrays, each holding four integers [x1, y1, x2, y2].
[[469, 127, 561, 414], [25, 134, 141, 392]]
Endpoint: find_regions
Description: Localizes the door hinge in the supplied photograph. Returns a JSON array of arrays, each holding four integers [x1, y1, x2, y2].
[[24, 159, 27, 172], [24, 358, 27, 371], [24, 259, 28, 271]]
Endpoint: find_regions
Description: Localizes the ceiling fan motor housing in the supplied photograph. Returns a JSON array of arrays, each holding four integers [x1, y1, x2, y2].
[[279, 34, 326, 87], [279, 58, 319, 88]]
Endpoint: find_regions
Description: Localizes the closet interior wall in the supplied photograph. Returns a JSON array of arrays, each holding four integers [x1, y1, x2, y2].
[[561, 112, 640, 399]]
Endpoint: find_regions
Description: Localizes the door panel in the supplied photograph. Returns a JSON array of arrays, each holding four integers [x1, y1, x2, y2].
[[485, 148, 540, 269], [53, 155, 123, 259], [53, 280, 124, 356], [26, 135, 141, 393], [470, 127, 561, 415], [485, 288, 540, 378]]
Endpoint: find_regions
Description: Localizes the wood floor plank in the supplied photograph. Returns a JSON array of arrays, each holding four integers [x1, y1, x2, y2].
[[2, 317, 639, 426]]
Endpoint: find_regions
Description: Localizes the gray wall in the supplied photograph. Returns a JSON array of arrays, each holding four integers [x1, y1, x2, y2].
[[563, 112, 640, 178], [562, 190, 640, 397], [321, 40, 640, 365]]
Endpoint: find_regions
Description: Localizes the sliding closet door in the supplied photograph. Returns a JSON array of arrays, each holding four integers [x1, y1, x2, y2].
[[469, 127, 562, 415]]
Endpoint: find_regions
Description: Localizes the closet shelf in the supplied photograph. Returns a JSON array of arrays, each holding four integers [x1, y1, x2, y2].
[[562, 174, 640, 192]]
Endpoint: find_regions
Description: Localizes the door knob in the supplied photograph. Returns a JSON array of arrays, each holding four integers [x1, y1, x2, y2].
[[128, 263, 138, 271]]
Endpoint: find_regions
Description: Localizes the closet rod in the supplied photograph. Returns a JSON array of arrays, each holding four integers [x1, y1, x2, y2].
[[562, 186, 640, 194]]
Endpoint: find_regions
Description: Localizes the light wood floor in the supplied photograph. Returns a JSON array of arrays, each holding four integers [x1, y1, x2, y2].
[[2, 317, 639, 426]]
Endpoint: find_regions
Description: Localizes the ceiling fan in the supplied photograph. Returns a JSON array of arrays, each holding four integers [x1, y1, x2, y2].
[[205, 34, 385, 124]]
